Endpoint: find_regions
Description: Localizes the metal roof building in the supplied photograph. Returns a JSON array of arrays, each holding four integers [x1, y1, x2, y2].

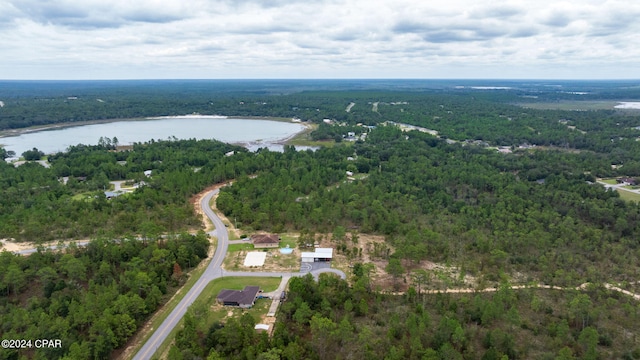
[[301, 248, 333, 263]]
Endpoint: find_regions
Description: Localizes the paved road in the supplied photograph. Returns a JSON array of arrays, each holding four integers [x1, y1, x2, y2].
[[597, 180, 640, 195], [133, 187, 345, 360], [133, 189, 227, 360]]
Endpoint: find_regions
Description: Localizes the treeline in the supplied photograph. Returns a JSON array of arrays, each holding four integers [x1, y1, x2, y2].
[[218, 126, 640, 285], [0, 232, 209, 359], [168, 273, 640, 359]]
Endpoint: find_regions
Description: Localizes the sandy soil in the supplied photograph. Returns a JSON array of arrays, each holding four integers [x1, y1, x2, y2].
[[319, 232, 481, 292], [224, 246, 300, 273], [189, 181, 240, 238], [0, 238, 87, 253]]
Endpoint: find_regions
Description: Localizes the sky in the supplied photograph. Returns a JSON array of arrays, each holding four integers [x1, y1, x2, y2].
[[1, 0, 639, 80]]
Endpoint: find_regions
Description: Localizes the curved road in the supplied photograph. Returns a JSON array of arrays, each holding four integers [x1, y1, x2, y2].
[[133, 188, 345, 360]]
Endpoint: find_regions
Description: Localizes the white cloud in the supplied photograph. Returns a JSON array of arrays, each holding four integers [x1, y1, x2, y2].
[[0, 0, 639, 79]]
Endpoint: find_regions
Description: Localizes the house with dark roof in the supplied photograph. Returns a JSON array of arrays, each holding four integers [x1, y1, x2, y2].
[[251, 234, 280, 248], [618, 177, 638, 186], [216, 286, 261, 308]]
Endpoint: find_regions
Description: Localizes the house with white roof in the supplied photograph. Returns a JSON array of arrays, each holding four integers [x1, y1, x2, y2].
[[301, 248, 333, 263]]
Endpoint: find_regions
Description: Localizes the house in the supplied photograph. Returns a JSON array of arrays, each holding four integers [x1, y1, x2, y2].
[[216, 286, 261, 308], [301, 248, 333, 263], [104, 191, 122, 199], [618, 177, 638, 186], [252, 234, 280, 248]]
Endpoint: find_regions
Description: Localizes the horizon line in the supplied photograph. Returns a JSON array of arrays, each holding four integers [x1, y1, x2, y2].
[[1, 78, 640, 82]]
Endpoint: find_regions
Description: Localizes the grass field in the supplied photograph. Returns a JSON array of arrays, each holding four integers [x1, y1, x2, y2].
[[600, 178, 618, 185], [616, 188, 640, 202], [189, 277, 281, 328], [279, 234, 298, 249], [227, 243, 254, 252]]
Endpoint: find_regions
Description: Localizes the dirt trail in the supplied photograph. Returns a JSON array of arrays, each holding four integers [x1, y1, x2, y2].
[[0, 238, 88, 253], [387, 282, 640, 302]]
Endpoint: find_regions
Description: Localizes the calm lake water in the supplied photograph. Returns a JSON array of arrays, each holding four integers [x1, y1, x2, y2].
[[0, 116, 306, 158]]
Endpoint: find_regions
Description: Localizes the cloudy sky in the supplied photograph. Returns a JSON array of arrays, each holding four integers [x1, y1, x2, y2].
[[1, 0, 638, 79]]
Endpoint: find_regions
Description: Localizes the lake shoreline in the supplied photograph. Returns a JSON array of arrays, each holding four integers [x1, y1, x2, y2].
[[0, 114, 312, 147]]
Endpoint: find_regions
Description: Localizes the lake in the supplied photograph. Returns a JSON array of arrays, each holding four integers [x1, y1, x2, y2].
[[0, 116, 307, 159]]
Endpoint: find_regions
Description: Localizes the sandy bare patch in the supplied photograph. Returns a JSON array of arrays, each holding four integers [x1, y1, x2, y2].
[[189, 185, 220, 232], [224, 247, 299, 273], [0, 238, 88, 253], [311, 232, 481, 292]]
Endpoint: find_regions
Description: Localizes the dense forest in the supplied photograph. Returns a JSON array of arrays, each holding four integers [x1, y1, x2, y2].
[[218, 126, 640, 286], [0, 232, 209, 359], [168, 273, 640, 359], [0, 139, 262, 241]]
